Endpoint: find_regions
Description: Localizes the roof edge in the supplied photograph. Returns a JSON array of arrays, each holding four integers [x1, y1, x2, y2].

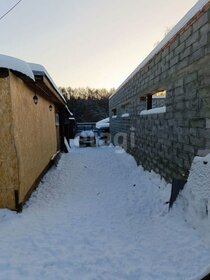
[[0, 54, 35, 81], [110, 0, 209, 99], [28, 63, 67, 104]]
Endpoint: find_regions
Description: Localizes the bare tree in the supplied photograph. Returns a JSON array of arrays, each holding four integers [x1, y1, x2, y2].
[[60, 87, 115, 122]]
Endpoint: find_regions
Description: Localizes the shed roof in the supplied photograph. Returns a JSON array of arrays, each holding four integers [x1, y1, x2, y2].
[[28, 63, 66, 104], [0, 54, 70, 109], [0, 54, 35, 80]]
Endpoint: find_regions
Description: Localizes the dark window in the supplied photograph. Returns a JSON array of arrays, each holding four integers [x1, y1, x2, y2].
[[147, 95, 152, 110], [121, 102, 129, 115], [146, 90, 166, 110], [152, 90, 166, 109], [112, 108, 117, 116]]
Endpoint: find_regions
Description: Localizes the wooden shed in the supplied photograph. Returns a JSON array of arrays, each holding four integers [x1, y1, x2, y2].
[[0, 54, 73, 211]]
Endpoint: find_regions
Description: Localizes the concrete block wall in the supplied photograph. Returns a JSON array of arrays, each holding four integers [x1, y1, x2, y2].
[[110, 5, 210, 182]]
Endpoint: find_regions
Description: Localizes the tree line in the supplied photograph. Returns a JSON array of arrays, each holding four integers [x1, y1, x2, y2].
[[60, 87, 115, 122]]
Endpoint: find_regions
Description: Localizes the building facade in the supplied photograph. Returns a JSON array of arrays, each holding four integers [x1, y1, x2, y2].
[[110, 1, 210, 182]]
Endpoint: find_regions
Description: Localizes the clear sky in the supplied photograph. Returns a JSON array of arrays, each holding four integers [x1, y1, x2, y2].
[[1, 0, 197, 89]]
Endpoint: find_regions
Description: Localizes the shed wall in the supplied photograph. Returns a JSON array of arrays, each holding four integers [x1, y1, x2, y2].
[[10, 73, 58, 204], [0, 72, 19, 209]]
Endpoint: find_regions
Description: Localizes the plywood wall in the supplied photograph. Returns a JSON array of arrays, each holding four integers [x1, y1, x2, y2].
[[0, 73, 19, 209], [10, 73, 58, 205]]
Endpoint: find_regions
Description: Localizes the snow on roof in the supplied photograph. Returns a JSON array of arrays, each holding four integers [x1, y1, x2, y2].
[[96, 122, 110, 129], [97, 117, 109, 124], [0, 54, 67, 105], [96, 117, 110, 129], [29, 63, 66, 104], [0, 54, 35, 81], [111, 0, 209, 98], [65, 105, 73, 116]]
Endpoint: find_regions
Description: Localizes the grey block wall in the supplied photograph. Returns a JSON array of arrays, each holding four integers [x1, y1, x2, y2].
[[110, 5, 210, 182]]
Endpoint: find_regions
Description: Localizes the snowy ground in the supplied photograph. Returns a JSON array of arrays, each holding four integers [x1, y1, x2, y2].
[[0, 143, 210, 280]]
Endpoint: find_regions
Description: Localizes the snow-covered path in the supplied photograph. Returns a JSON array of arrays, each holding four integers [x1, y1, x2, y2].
[[0, 145, 210, 280]]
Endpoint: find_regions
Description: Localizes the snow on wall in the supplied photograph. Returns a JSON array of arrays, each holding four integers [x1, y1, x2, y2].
[[121, 113, 130, 118], [180, 153, 210, 245], [111, 0, 209, 98], [140, 106, 166, 115], [0, 54, 35, 81]]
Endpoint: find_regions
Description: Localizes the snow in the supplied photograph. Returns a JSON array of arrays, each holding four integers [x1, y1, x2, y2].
[[66, 105, 73, 116], [0, 54, 68, 106], [153, 96, 166, 99], [96, 122, 110, 129], [110, 0, 209, 98], [99, 117, 110, 123], [140, 106, 166, 115], [0, 54, 35, 80], [0, 144, 209, 279], [121, 113, 130, 118], [112, 115, 117, 119], [64, 137, 71, 152], [178, 153, 210, 246], [80, 130, 95, 137], [96, 118, 110, 129]]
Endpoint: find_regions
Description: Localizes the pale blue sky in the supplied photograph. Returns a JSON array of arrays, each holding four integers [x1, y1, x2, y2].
[[1, 0, 197, 89]]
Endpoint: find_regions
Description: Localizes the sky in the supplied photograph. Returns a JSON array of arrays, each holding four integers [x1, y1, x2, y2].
[[0, 0, 198, 89]]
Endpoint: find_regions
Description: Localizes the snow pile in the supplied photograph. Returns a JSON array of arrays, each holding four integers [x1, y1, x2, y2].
[[0, 145, 209, 279], [111, 0, 209, 97], [0, 54, 35, 80], [178, 153, 210, 245], [96, 117, 110, 129]]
